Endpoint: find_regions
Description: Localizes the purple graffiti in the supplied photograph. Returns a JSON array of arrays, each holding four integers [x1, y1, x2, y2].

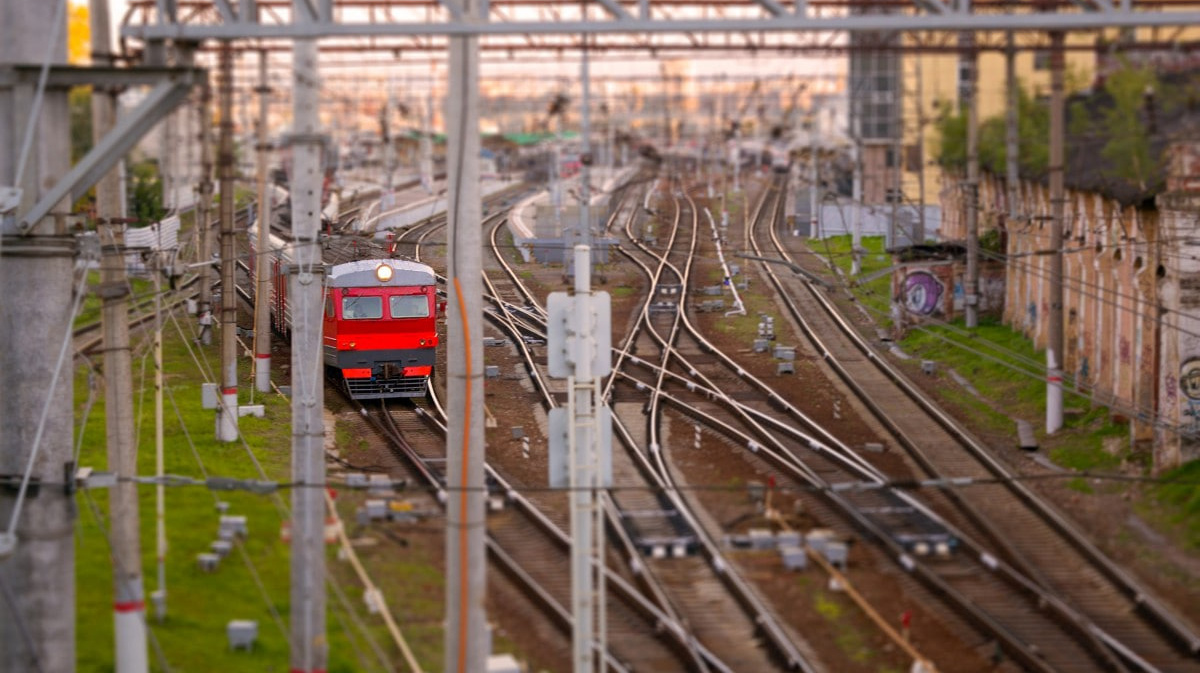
[[904, 271, 944, 315]]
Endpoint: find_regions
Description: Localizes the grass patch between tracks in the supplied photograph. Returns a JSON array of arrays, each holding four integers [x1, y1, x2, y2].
[[812, 589, 882, 667], [75, 271, 155, 330], [1148, 459, 1200, 550], [74, 306, 373, 672], [813, 235, 893, 323], [811, 235, 1197, 548]]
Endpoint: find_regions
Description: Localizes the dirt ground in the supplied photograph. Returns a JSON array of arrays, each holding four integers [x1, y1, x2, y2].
[[459, 227, 1003, 670], [323, 197, 1199, 672]]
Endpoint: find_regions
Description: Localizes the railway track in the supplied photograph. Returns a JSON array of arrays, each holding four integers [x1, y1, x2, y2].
[[599, 166, 1171, 672], [168, 165, 1200, 671], [367, 390, 715, 671], [311, 186, 744, 670], [481, 171, 824, 671], [742, 172, 1200, 672]]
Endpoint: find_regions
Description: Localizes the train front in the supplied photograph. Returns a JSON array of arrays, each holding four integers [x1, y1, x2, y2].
[[325, 259, 439, 399]]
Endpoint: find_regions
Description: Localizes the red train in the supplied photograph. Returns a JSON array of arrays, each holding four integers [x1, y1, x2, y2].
[[254, 228, 440, 399]]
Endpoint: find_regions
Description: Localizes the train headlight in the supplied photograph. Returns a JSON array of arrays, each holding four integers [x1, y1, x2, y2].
[[375, 264, 394, 283]]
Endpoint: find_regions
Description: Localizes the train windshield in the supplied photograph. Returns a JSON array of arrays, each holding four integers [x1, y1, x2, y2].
[[389, 294, 430, 319], [342, 296, 383, 319]]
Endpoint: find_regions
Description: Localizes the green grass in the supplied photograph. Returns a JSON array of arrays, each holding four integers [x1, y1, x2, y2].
[[901, 318, 1047, 415], [810, 236, 1200, 544], [1151, 460, 1200, 549], [896, 315, 1131, 471], [814, 235, 894, 322], [75, 272, 155, 330], [707, 299, 776, 342], [1049, 406, 1128, 473], [496, 230, 524, 265], [811, 589, 877, 666], [813, 235, 1132, 459], [897, 315, 1135, 473], [722, 190, 747, 226], [74, 316, 376, 672]]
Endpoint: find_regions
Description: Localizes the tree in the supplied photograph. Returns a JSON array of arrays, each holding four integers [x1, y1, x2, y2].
[[1096, 65, 1161, 193], [933, 84, 1049, 179], [70, 86, 93, 163], [128, 159, 166, 224]]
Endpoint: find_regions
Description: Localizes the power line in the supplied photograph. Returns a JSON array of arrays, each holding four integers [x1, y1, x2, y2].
[[45, 469, 1200, 496], [835, 274, 1191, 434]]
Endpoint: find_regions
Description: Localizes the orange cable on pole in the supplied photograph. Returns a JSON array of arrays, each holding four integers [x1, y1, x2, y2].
[[453, 276, 472, 672]]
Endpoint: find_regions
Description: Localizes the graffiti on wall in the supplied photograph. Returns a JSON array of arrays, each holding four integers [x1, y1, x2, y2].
[[1179, 358, 1200, 433], [903, 270, 945, 316]]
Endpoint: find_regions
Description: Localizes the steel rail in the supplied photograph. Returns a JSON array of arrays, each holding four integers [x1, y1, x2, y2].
[[749, 171, 1200, 667], [483, 179, 812, 670]]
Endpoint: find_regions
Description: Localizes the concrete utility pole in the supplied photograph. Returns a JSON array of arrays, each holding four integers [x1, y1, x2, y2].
[[217, 44, 239, 442], [1005, 31, 1021, 328], [660, 63, 671, 148], [568, 245, 605, 670], [964, 29, 980, 329], [731, 126, 741, 193], [254, 50, 273, 394], [152, 255, 167, 622], [1047, 30, 1066, 434], [551, 112, 564, 247], [890, 62, 903, 249], [809, 112, 819, 238], [420, 91, 434, 193], [915, 59, 927, 237], [605, 83, 615, 172], [162, 97, 175, 213], [850, 132, 862, 276], [0, 1, 76, 670], [1005, 33, 1020, 226], [91, 0, 150, 668], [197, 81, 215, 345], [444, 0, 488, 667], [578, 35, 593, 265], [383, 81, 394, 191], [289, 25, 328, 673]]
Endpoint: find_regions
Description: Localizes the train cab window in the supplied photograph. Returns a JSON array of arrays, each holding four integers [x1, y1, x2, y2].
[[342, 296, 383, 319], [389, 294, 431, 319], [325, 297, 334, 318]]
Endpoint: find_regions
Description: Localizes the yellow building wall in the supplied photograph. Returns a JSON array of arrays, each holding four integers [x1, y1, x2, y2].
[[899, 35, 1096, 219], [901, 26, 1200, 227]]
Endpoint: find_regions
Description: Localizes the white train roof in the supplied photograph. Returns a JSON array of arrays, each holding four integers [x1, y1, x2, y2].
[[328, 259, 436, 288]]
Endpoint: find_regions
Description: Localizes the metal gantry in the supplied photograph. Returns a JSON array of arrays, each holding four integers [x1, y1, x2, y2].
[[117, 0, 1200, 45]]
